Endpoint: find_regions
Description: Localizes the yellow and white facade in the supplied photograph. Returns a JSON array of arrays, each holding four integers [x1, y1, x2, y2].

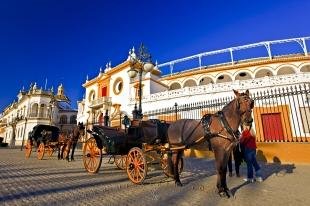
[[0, 83, 78, 146], [78, 37, 310, 163]]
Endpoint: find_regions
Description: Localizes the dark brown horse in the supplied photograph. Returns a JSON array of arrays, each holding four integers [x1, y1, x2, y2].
[[167, 90, 254, 198], [59, 122, 85, 161]]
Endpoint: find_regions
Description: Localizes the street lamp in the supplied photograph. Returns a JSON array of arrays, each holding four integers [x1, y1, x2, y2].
[[127, 43, 157, 119]]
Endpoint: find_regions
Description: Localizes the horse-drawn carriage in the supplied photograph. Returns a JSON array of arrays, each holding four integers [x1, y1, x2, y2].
[[83, 119, 184, 184], [25, 124, 70, 160]]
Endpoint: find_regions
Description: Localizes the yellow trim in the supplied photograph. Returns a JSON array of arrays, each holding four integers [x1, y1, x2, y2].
[[105, 61, 131, 76], [82, 78, 98, 88], [256, 143, 310, 164]]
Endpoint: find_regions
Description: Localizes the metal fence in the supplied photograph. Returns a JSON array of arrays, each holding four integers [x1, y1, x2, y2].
[[145, 83, 310, 143]]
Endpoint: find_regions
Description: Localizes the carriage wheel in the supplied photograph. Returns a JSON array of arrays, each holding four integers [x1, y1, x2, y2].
[[126, 147, 147, 184], [83, 138, 102, 173], [37, 143, 45, 160], [47, 146, 54, 157], [115, 155, 127, 170], [25, 141, 32, 158], [161, 153, 184, 177]]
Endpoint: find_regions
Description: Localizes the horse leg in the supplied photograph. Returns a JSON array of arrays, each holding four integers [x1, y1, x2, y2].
[[64, 143, 70, 161], [70, 141, 77, 161], [227, 153, 233, 177], [172, 150, 183, 187], [58, 145, 61, 160], [61, 144, 66, 160], [234, 149, 241, 177], [214, 148, 231, 198]]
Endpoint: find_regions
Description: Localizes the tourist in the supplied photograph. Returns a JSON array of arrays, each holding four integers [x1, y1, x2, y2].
[[240, 123, 263, 182]]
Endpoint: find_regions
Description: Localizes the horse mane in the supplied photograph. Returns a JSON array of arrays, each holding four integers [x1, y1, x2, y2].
[[221, 98, 238, 114]]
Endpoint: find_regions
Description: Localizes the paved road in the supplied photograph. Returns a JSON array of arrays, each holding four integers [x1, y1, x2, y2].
[[0, 148, 309, 206]]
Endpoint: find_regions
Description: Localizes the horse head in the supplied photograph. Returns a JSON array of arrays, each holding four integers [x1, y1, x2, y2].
[[77, 122, 86, 137], [233, 89, 254, 125]]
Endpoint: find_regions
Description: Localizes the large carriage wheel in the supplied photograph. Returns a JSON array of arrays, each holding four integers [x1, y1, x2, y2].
[[37, 143, 45, 160], [126, 147, 147, 184], [83, 138, 102, 173], [47, 145, 54, 157], [115, 155, 127, 170], [25, 140, 32, 158], [161, 153, 184, 177]]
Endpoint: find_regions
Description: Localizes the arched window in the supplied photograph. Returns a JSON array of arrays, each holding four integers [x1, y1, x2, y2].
[[183, 79, 197, 88], [300, 65, 310, 73], [199, 77, 213, 85], [255, 69, 273, 78], [39, 104, 45, 117], [31, 103, 39, 117], [216, 74, 232, 83], [277, 66, 295, 75], [235, 71, 252, 80], [59, 115, 67, 124], [169, 82, 181, 90], [70, 115, 77, 124], [88, 90, 96, 102]]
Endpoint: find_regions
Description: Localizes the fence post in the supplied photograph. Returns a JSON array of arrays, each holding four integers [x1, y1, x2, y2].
[[174, 103, 178, 121]]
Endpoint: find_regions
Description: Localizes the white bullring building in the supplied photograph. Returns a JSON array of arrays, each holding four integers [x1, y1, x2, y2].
[[77, 37, 310, 126], [77, 37, 310, 163]]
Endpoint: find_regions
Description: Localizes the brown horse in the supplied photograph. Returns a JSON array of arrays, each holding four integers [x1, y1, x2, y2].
[[62, 122, 85, 161], [167, 90, 254, 198]]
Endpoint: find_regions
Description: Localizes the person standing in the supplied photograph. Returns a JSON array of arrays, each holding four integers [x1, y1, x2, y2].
[[240, 123, 263, 182]]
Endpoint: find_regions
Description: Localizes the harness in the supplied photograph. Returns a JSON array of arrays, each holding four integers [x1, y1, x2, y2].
[[201, 111, 240, 151]]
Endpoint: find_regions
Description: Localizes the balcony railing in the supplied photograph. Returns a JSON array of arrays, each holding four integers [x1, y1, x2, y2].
[[89, 96, 112, 108]]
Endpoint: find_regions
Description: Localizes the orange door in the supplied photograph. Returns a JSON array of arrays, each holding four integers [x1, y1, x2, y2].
[[262, 113, 284, 141]]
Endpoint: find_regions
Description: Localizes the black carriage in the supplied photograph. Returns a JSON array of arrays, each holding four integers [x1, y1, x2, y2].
[[83, 119, 183, 184], [25, 124, 68, 160]]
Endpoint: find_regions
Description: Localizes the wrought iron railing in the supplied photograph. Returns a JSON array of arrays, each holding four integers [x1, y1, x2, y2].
[[145, 83, 310, 143]]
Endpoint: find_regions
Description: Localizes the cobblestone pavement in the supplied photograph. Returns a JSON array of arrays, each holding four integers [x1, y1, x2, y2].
[[1, 148, 310, 206]]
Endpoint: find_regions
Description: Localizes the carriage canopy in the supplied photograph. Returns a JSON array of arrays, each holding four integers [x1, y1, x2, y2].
[[28, 124, 60, 142]]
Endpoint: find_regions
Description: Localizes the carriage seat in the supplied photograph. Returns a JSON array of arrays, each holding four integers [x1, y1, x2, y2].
[[92, 126, 126, 154]]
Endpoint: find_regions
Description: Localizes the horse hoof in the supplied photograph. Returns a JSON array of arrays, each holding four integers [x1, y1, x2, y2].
[[175, 182, 183, 187], [219, 189, 231, 198], [219, 191, 230, 198], [219, 191, 226, 197]]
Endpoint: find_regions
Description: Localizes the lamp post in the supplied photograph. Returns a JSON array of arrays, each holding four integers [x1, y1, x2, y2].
[[127, 44, 157, 119]]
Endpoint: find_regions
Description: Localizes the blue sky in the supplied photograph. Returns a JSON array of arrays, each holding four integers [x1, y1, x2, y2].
[[0, 0, 309, 111]]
